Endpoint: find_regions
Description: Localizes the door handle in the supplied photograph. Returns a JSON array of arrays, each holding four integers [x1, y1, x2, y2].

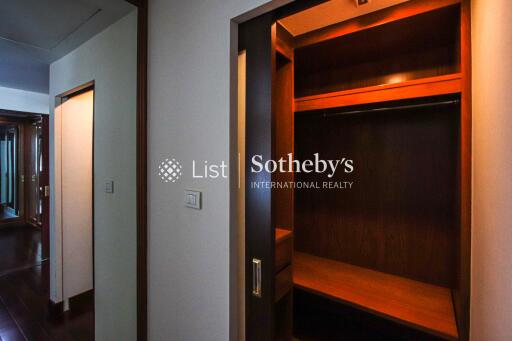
[[252, 258, 262, 298]]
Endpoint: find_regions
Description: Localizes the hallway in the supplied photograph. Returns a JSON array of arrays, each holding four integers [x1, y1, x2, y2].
[[0, 225, 94, 341]]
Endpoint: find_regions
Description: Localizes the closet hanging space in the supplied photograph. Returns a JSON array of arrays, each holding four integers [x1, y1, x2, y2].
[[265, 0, 471, 340]]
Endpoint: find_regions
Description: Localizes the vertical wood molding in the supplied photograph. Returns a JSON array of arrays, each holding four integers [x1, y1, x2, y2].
[[120, 0, 148, 340], [135, 0, 148, 340]]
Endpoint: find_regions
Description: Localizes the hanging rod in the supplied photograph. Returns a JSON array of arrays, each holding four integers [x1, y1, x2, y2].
[[315, 99, 460, 118]]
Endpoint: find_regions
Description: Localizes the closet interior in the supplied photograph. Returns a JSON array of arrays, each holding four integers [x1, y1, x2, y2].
[[266, 0, 471, 340]]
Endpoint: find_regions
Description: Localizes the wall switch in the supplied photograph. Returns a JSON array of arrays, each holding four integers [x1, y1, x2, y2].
[[185, 190, 201, 209], [105, 180, 114, 193]]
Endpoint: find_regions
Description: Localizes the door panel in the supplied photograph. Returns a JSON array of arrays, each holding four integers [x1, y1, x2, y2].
[[240, 13, 275, 341], [240, 3, 324, 339], [61, 89, 94, 299], [41, 115, 50, 258]]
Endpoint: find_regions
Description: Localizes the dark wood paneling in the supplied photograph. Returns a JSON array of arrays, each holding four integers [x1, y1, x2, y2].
[[275, 228, 292, 273], [294, 100, 460, 287], [273, 25, 295, 231], [275, 291, 293, 341], [294, 5, 460, 98], [23, 121, 33, 226], [272, 22, 296, 341], [132, 0, 148, 340], [275, 266, 292, 303], [240, 12, 276, 341], [41, 115, 50, 259]]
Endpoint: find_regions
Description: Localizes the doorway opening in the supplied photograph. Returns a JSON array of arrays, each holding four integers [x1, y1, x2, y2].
[[0, 110, 50, 273], [235, 0, 471, 340], [54, 83, 95, 322]]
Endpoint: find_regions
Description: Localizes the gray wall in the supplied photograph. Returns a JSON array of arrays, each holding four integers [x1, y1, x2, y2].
[[0, 86, 49, 113], [471, 0, 512, 340], [0, 39, 49, 94], [49, 10, 137, 341], [147, 0, 293, 340]]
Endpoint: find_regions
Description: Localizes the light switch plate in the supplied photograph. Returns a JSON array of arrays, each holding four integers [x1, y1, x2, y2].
[[105, 180, 114, 193], [185, 190, 201, 209]]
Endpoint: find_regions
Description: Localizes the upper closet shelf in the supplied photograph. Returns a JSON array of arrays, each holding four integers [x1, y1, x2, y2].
[[294, 73, 462, 112]]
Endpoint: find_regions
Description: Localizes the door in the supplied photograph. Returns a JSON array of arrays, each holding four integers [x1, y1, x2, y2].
[[240, 13, 276, 341], [40, 116, 50, 259], [240, 5, 303, 340], [26, 120, 42, 226], [61, 89, 94, 299]]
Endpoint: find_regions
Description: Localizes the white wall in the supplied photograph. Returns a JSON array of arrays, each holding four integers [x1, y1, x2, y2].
[[471, 1, 512, 340], [49, 10, 137, 341], [148, 1, 292, 340], [0, 86, 49, 114]]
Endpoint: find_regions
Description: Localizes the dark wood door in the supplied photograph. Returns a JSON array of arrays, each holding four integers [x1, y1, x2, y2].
[[240, 3, 327, 340], [240, 12, 276, 341], [40, 115, 50, 259]]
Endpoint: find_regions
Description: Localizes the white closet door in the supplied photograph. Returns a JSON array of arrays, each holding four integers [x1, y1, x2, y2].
[[61, 89, 93, 299]]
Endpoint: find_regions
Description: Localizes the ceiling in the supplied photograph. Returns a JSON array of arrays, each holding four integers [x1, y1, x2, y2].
[[0, 0, 135, 93], [279, 0, 410, 36]]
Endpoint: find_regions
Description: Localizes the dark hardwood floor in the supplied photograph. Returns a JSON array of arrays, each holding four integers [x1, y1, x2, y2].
[[0, 225, 94, 341], [0, 225, 43, 276], [0, 211, 18, 220]]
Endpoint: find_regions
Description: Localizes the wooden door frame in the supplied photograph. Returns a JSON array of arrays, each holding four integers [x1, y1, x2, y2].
[[0, 110, 45, 230], [124, 1, 148, 340]]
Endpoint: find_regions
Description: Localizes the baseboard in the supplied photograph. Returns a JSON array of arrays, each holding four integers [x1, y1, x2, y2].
[[48, 299, 64, 320]]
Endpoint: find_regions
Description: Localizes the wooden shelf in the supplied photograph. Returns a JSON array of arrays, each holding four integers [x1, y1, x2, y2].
[[276, 228, 292, 244], [292, 0, 461, 49], [293, 252, 458, 340], [294, 73, 462, 112]]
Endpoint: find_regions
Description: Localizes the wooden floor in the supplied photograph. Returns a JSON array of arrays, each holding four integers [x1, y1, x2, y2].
[[0, 225, 43, 276], [0, 225, 94, 341]]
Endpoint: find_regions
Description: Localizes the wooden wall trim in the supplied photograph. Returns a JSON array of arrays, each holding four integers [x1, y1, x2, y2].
[[134, 0, 148, 340], [455, 0, 471, 340], [119, 0, 148, 340]]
